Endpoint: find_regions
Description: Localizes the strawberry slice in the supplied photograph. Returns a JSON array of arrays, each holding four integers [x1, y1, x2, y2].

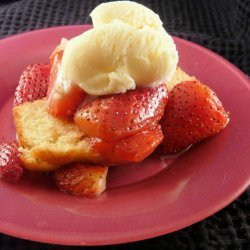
[[160, 80, 230, 154], [91, 124, 163, 164], [74, 84, 168, 141], [49, 38, 67, 65], [54, 163, 108, 197], [0, 141, 23, 181], [14, 64, 50, 106], [46, 45, 86, 118]]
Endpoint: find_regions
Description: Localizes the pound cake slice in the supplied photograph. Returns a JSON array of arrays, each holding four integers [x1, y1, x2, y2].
[[168, 67, 196, 90], [13, 67, 195, 171], [13, 99, 100, 171]]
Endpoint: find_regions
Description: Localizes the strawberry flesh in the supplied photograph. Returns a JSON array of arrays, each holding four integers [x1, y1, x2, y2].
[[14, 64, 50, 106], [91, 124, 163, 164], [160, 80, 230, 154], [46, 50, 86, 118], [0, 141, 23, 181], [54, 163, 108, 197]]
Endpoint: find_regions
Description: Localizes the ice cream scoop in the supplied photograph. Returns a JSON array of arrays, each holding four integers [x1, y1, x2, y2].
[[61, 1, 178, 96], [90, 1, 163, 30]]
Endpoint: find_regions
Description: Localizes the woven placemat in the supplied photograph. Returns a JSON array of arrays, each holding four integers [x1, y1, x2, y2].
[[0, 0, 249, 249]]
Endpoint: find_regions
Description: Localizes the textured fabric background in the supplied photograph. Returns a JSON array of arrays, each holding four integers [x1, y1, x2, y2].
[[0, 0, 249, 249]]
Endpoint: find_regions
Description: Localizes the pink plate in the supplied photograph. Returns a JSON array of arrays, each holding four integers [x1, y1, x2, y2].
[[0, 25, 249, 246]]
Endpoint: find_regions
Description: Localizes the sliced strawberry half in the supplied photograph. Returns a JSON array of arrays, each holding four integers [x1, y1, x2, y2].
[[46, 44, 86, 118], [54, 163, 108, 197], [91, 124, 163, 164], [160, 80, 230, 154], [14, 64, 50, 106], [0, 141, 23, 181], [74, 84, 168, 141]]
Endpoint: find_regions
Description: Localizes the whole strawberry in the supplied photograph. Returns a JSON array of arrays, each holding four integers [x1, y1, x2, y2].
[[0, 141, 23, 181], [160, 80, 230, 154], [14, 64, 50, 106]]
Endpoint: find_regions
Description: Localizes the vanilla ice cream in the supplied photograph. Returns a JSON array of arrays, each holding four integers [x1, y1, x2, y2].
[[61, 1, 178, 96], [90, 1, 163, 30]]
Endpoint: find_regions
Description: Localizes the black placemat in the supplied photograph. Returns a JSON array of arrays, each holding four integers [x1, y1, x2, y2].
[[0, 0, 249, 249]]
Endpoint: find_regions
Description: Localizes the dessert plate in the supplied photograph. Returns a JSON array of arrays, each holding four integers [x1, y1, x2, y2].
[[0, 25, 249, 246]]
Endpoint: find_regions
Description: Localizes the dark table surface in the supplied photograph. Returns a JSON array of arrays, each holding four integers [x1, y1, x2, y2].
[[0, 0, 249, 249]]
